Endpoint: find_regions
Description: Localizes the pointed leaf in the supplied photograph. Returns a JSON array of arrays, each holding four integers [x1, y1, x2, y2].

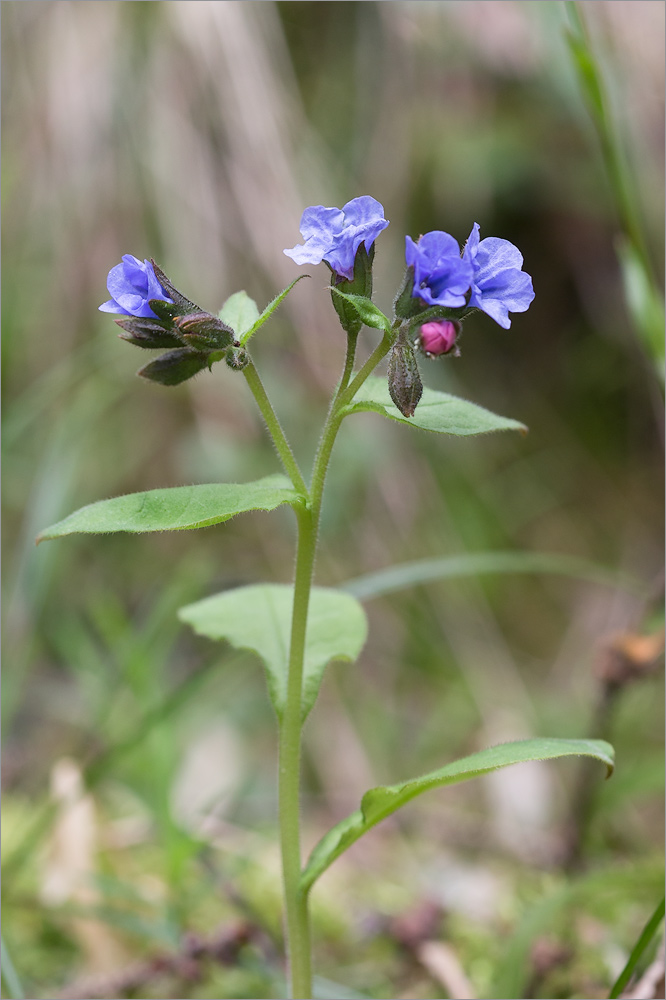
[[178, 584, 368, 720], [300, 738, 614, 892], [343, 376, 527, 436], [37, 475, 301, 542], [219, 291, 260, 337], [240, 275, 310, 346], [329, 290, 392, 333]]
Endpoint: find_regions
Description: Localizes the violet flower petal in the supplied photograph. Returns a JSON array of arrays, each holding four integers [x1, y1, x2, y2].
[[284, 196, 388, 279], [463, 222, 534, 328]]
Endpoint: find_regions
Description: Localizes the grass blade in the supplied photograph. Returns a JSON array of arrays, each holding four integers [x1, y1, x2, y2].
[[1, 935, 25, 1000], [609, 896, 665, 999], [343, 550, 644, 601]]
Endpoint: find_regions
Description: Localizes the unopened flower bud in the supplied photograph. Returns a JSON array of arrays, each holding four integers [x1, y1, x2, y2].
[[175, 311, 234, 350], [225, 345, 250, 371], [418, 319, 460, 358], [387, 333, 423, 418]]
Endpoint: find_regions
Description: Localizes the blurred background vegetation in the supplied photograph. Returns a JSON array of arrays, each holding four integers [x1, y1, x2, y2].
[[2, 2, 663, 998]]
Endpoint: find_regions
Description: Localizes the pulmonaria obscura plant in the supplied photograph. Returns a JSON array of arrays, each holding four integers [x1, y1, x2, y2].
[[39, 197, 613, 1000]]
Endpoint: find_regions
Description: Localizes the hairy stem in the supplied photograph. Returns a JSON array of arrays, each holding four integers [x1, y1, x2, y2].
[[332, 331, 359, 405], [242, 362, 308, 496], [339, 328, 395, 407], [279, 502, 316, 999], [260, 322, 394, 998]]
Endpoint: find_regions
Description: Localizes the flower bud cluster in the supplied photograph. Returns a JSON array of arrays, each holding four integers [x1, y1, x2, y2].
[[99, 256, 237, 386]]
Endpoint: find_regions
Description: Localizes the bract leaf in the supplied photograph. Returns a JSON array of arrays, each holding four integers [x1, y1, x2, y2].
[[300, 738, 614, 892], [343, 376, 527, 436], [178, 584, 368, 720], [36, 475, 301, 542], [219, 291, 260, 337], [240, 275, 310, 346], [329, 290, 392, 333]]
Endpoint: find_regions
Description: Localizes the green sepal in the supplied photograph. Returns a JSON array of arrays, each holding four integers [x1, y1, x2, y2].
[[393, 266, 471, 325], [179, 584, 368, 721], [115, 316, 184, 349], [150, 259, 202, 313], [147, 299, 184, 323], [329, 289, 392, 335], [300, 738, 615, 893], [137, 347, 211, 386], [394, 266, 425, 320], [330, 244, 375, 335]]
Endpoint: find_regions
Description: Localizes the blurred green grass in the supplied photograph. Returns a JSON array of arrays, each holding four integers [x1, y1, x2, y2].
[[2, 2, 663, 998]]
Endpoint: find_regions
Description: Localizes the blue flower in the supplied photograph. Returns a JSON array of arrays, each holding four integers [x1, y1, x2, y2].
[[405, 231, 473, 308], [99, 255, 173, 319], [284, 196, 389, 280], [463, 223, 534, 329]]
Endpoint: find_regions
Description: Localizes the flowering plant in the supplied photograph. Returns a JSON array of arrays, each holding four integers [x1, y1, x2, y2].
[[39, 198, 613, 1000]]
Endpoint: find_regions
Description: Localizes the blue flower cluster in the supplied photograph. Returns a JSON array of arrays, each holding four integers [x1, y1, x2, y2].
[[101, 199, 534, 345], [284, 197, 534, 329]]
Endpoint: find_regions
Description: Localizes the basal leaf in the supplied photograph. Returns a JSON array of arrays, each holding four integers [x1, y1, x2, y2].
[[240, 276, 310, 346], [219, 291, 260, 337], [178, 584, 368, 720], [37, 475, 301, 542], [343, 376, 527, 436], [300, 738, 614, 892], [329, 290, 392, 333]]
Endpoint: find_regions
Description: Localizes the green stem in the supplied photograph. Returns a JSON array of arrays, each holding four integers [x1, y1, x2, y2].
[[254, 325, 393, 998], [339, 328, 395, 408], [333, 331, 359, 403], [242, 362, 308, 496], [279, 503, 316, 999]]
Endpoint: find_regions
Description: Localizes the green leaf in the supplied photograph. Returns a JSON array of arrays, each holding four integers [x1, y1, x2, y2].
[[343, 551, 645, 601], [240, 275, 310, 346], [178, 584, 368, 720], [219, 290, 260, 337], [343, 376, 527, 436], [300, 738, 614, 892], [36, 475, 301, 542], [329, 290, 392, 333]]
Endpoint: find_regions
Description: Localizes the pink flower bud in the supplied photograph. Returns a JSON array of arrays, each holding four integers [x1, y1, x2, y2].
[[418, 320, 459, 357]]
